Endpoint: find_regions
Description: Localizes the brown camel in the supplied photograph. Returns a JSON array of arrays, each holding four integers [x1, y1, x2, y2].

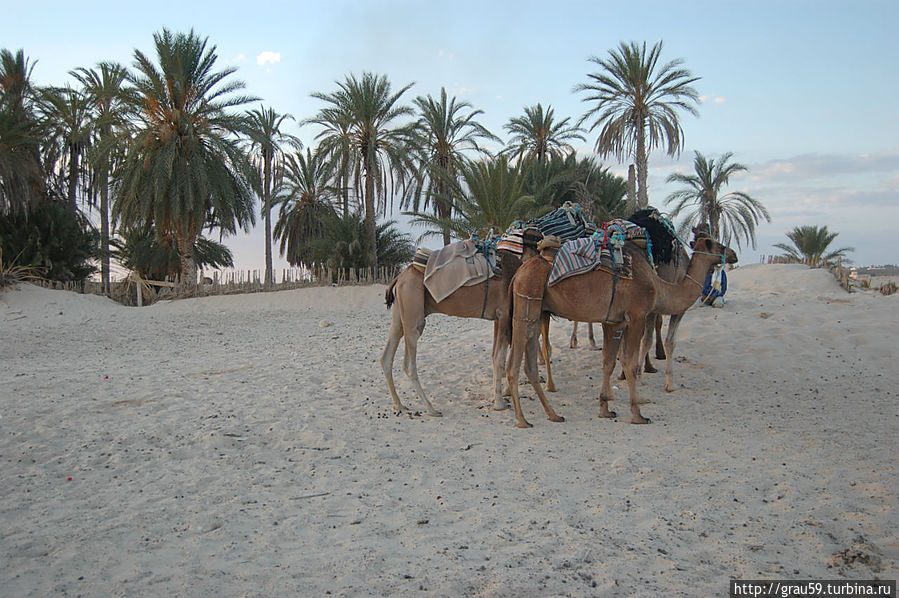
[[541, 241, 691, 393], [380, 246, 538, 416], [505, 231, 737, 428]]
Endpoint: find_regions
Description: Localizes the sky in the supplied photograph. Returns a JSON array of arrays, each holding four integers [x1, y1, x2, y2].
[[5, 0, 898, 270]]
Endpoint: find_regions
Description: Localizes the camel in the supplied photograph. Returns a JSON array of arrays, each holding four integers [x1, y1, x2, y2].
[[380, 245, 538, 417], [541, 210, 693, 393], [504, 230, 737, 428]]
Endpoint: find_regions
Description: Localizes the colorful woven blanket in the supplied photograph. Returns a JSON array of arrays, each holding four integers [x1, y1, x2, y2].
[[547, 237, 634, 287]]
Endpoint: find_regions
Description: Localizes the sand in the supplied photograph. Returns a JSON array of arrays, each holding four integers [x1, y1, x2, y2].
[[1, 263, 896, 597]]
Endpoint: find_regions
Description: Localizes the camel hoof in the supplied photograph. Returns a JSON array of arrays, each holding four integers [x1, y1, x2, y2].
[[589, 345, 600, 351], [631, 416, 651, 424], [599, 410, 616, 419], [655, 350, 667, 360], [515, 420, 533, 429], [569, 340, 577, 349], [635, 397, 651, 405], [665, 386, 676, 393], [427, 410, 442, 417], [493, 399, 509, 411], [546, 384, 556, 393], [549, 414, 565, 423]]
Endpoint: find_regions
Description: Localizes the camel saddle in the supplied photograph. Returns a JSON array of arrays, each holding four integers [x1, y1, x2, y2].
[[421, 240, 496, 303], [547, 237, 634, 287]]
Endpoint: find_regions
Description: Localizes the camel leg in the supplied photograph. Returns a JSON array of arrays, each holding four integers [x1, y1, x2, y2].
[[507, 315, 533, 429], [663, 312, 685, 392], [400, 316, 442, 417], [569, 321, 579, 348], [642, 314, 658, 374], [541, 312, 556, 392], [523, 328, 564, 423], [654, 314, 666, 360], [598, 324, 620, 419], [379, 302, 408, 414], [621, 319, 651, 424], [587, 322, 598, 350], [492, 319, 509, 410]]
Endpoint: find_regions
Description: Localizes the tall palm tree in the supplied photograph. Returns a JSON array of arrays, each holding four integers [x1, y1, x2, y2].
[[665, 150, 770, 248], [115, 28, 257, 284], [503, 103, 585, 165], [1, 48, 44, 216], [773, 225, 853, 268], [305, 105, 358, 217], [308, 72, 417, 272], [244, 104, 299, 286], [408, 155, 535, 241], [407, 87, 499, 246], [37, 84, 93, 206], [71, 61, 131, 293], [574, 40, 700, 209], [274, 147, 337, 268]]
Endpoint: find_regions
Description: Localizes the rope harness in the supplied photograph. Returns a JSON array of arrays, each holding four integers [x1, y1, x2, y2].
[[513, 291, 543, 324], [480, 276, 490, 319]]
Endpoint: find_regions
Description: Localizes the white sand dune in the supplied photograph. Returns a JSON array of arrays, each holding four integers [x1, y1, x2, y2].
[[1, 263, 896, 597]]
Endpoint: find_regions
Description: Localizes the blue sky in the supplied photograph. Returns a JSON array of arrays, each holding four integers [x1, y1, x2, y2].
[[5, 0, 898, 269]]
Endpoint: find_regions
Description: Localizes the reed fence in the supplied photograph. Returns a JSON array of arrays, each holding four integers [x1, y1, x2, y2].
[[35, 265, 401, 306]]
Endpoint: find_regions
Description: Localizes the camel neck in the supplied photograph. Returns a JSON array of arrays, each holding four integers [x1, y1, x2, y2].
[[654, 253, 719, 315]]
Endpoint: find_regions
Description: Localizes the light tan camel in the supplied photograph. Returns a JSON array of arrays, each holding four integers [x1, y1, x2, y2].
[[380, 247, 537, 416], [505, 232, 737, 428]]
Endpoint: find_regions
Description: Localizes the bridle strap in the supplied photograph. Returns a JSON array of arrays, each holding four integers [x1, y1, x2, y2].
[[684, 273, 704, 289]]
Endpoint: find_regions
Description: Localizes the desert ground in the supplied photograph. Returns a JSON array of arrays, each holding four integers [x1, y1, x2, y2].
[[1, 263, 896, 597]]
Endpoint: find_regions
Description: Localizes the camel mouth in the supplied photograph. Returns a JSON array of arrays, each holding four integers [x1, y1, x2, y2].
[[726, 248, 739, 264]]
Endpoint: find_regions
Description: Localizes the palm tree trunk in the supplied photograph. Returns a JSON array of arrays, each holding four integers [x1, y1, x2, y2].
[[68, 144, 79, 207], [100, 175, 110, 294], [364, 161, 378, 273], [636, 125, 649, 208], [626, 164, 637, 214], [263, 151, 273, 288], [177, 231, 198, 288]]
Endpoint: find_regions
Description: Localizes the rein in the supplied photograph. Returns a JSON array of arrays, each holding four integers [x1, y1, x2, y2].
[[684, 273, 704, 289]]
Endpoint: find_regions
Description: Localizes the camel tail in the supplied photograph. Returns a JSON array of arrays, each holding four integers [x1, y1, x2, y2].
[[385, 276, 399, 309]]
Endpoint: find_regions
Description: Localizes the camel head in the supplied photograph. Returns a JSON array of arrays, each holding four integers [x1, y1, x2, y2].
[[690, 233, 738, 265]]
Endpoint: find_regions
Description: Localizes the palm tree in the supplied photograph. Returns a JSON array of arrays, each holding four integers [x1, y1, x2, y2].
[[112, 225, 234, 281], [503, 103, 585, 165], [244, 104, 299, 287], [665, 150, 770, 249], [304, 105, 357, 217], [407, 87, 499, 246], [408, 155, 535, 241], [319, 212, 414, 274], [274, 147, 337, 268], [0, 48, 43, 215], [575, 40, 700, 209], [115, 28, 257, 285], [71, 61, 131, 293], [307, 72, 417, 272], [37, 84, 94, 207], [773, 225, 853, 268]]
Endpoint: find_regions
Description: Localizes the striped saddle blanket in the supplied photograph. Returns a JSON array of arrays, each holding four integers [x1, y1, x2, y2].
[[547, 237, 634, 287]]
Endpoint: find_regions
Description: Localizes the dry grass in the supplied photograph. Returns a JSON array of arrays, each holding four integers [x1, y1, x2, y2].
[[0, 249, 43, 290]]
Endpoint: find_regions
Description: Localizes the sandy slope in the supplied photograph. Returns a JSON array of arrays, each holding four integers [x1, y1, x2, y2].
[[1, 264, 896, 597]]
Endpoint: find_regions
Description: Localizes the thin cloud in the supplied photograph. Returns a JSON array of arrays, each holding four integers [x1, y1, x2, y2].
[[751, 152, 899, 183], [699, 95, 726, 104], [256, 51, 281, 66]]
